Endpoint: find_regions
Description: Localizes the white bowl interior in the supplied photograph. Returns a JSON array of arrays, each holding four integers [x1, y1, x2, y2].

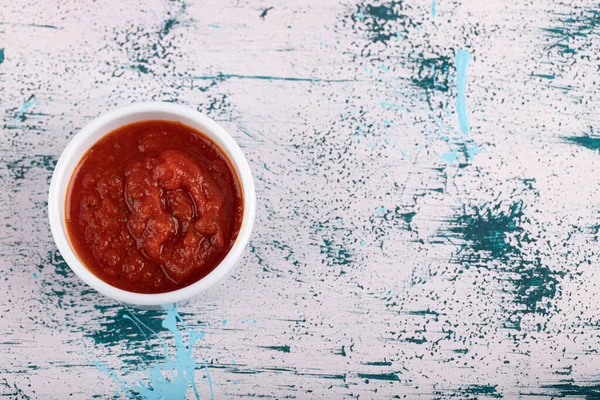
[[48, 103, 255, 306]]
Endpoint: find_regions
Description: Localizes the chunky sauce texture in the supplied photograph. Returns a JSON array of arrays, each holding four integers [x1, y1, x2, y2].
[[66, 120, 243, 293]]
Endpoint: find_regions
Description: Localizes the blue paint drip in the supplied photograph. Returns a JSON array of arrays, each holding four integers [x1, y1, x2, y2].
[[454, 49, 471, 135], [133, 306, 207, 399], [381, 101, 407, 112], [12, 99, 40, 124], [442, 149, 458, 165], [466, 143, 480, 159], [0, 48, 4, 64], [204, 361, 214, 400], [431, 0, 437, 17], [95, 306, 211, 400], [374, 206, 388, 215]]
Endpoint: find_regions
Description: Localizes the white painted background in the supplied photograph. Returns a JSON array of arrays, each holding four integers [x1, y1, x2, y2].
[[2, 0, 600, 398]]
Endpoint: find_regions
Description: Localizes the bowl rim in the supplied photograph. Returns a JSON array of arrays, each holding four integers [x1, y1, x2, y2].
[[48, 102, 256, 306]]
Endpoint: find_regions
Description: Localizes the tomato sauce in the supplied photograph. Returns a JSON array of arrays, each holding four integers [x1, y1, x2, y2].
[[66, 120, 243, 293]]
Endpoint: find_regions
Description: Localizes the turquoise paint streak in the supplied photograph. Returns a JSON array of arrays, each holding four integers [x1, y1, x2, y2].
[[133, 306, 209, 400], [381, 101, 408, 112], [12, 99, 40, 124], [191, 74, 352, 83], [454, 50, 471, 135], [431, 0, 437, 17], [442, 149, 458, 165], [96, 306, 212, 400], [467, 143, 480, 159]]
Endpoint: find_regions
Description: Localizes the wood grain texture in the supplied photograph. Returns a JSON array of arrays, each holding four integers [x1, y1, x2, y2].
[[2, 0, 600, 398]]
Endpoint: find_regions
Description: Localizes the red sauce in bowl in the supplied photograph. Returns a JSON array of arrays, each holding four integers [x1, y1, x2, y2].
[[65, 120, 243, 294]]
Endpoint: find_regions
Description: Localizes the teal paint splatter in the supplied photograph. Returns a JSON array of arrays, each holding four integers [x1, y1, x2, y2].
[[531, 73, 555, 80], [310, 218, 353, 267], [86, 307, 170, 347], [448, 201, 524, 260], [361, 361, 392, 366], [27, 24, 58, 29], [259, 7, 274, 20], [45, 250, 70, 278], [270, 239, 301, 267], [406, 309, 439, 317], [564, 134, 600, 151], [260, 345, 291, 353], [0, 48, 4, 64], [455, 49, 471, 135], [512, 259, 563, 316], [541, 382, 600, 399], [353, 1, 409, 44], [442, 200, 563, 318], [411, 55, 452, 110], [0, 378, 31, 399], [461, 384, 503, 398], [402, 337, 427, 344], [38, 249, 98, 311], [358, 373, 400, 381], [369, 205, 418, 237], [133, 64, 150, 74], [111, 0, 186, 77], [344, 0, 420, 59], [320, 238, 352, 266], [335, 346, 347, 357], [160, 18, 178, 38], [544, 8, 600, 61], [553, 365, 573, 375], [431, 0, 436, 17], [191, 73, 352, 83], [0, 22, 57, 29], [5, 154, 57, 180]]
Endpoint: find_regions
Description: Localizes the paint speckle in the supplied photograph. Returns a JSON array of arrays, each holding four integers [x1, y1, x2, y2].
[[260, 7, 274, 20]]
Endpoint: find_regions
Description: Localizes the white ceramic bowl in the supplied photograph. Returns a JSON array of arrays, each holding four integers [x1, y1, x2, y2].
[[48, 102, 256, 307]]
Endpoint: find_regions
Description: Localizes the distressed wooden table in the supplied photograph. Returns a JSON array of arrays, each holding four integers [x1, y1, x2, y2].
[[2, 0, 600, 398]]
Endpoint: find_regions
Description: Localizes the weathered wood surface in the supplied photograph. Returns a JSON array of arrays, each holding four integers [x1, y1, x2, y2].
[[2, 0, 600, 398]]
